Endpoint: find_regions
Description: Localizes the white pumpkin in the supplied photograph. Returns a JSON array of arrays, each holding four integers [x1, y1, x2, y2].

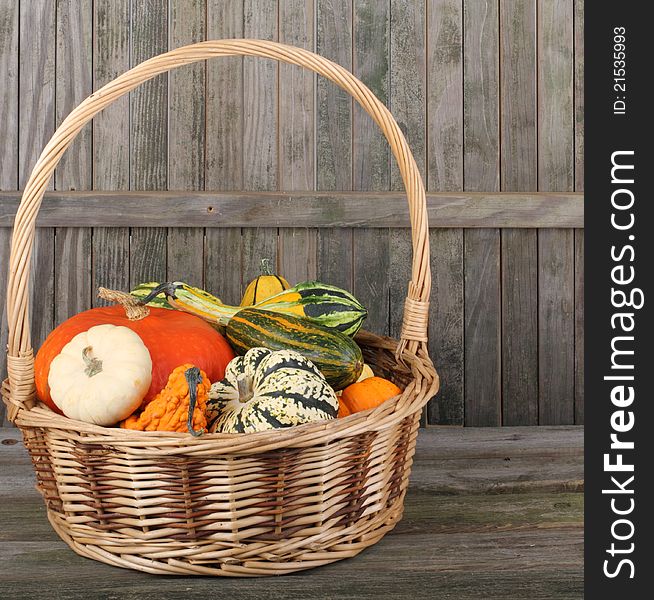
[[47, 324, 152, 425]]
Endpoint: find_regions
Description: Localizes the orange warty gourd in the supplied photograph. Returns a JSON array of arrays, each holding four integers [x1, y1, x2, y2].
[[339, 376, 402, 415], [337, 400, 352, 418], [121, 364, 211, 434], [34, 289, 235, 415]]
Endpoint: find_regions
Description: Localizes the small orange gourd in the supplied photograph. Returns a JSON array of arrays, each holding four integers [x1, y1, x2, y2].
[[121, 364, 211, 434], [339, 376, 402, 416]]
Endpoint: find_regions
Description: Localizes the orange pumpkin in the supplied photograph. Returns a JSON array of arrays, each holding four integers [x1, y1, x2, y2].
[[34, 290, 235, 415], [339, 376, 402, 415]]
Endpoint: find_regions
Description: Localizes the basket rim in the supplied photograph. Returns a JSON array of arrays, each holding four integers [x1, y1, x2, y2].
[[4, 332, 439, 454]]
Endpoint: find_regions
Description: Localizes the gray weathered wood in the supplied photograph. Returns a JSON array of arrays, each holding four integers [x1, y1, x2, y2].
[[316, 0, 352, 191], [167, 0, 205, 287], [501, 230, 538, 425], [538, 0, 575, 425], [55, 0, 92, 191], [0, 228, 10, 423], [91, 228, 129, 306], [18, 0, 56, 361], [54, 1, 93, 327], [205, 0, 244, 190], [426, 0, 464, 426], [427, 0, 462, 192], [500, 0, 538, 425], [242, 228, 278, 294], [463, 0, 501, 426], [574, 0, 584, 191], [353, 0, 390, 191], [574, 1, 584, 425], [129, 0, 168, 286], [574, 229, 583, 424], [388, 0, 426, 422], [204, 1, 245, 303], [278, 0, 317, 284], [0, 0, 18, 191], [464, 229, 501, 426], [428, 228, 464, 425], [317, 229, 354, 292], [243, 0, 277, 191], [0, 191, 585, 228], [204, 229, 243, 306], [92, 0, 130, 302], [354, 229, 390, 337], [539, 230, 575, 425]]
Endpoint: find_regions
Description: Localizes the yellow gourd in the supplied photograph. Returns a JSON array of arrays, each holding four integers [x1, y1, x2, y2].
[[240, 258, 290, 306]]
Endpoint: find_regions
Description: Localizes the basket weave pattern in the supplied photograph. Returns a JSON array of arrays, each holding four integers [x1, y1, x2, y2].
[[2, 40, 439, 576]]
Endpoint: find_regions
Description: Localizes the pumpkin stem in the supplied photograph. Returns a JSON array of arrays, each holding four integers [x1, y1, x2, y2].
[[236, 374, 255, 403], [185, 367, 205, 437], [260, 258, 273, 276], [82, 346, 103, 378], [98, 287, 150, 321]]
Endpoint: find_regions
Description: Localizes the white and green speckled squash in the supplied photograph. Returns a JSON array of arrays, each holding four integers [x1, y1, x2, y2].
[[207, 347, 338, 433]]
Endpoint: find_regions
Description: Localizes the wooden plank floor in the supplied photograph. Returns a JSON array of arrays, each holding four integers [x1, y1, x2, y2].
[[0, 426, 583, 599]]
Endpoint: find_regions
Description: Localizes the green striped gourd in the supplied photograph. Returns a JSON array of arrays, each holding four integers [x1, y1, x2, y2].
[[132, 280, 367, 337], [226, 308, 363, 391]]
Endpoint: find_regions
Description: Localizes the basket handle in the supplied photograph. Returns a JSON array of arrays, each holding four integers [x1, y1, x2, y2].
[[5, 39, 431, 418]]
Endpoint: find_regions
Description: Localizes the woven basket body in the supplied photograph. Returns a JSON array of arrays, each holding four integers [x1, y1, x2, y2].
[[3, 40, 439, 576]]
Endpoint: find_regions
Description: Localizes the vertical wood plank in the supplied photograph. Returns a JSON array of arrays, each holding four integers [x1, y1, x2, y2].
[[464, 229, 501, 426], [54, 0, 93, 325], [0, 0, 18, 191], [500, 0, 538, 425], [0, 0, 18, 418], [463, 0, 501, 426], [241, 0, 278, 293], [574, 0, 584, 425], [205, 229, 242, 306], [389, 0, 425, 421], [19, 0, 55, 356], [538, 0, 575, 425], [426, 0, 464, 425], [129, 0, 168, 287], [205, 0, 244, 302], [205, 0, 244, 190], [93, 0, 130, 302], [278, 0, 317, 284], [539, 230, 574, 424], [352, 0, 390, 337], [574, 229, 584, 424], [0, 228, 10, 423], [243, 0, 277, 191], [427, 0, 462, 192], [167, 0, 205, 286], [316, 0, 353, 293], [428, 228, 464, 425]]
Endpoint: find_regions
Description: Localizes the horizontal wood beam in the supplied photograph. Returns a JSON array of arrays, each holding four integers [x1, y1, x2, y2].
[[0, 191, 583, 228]]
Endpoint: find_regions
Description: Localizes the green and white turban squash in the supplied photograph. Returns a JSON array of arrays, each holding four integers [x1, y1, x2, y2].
[[207, 347, 338, 433]]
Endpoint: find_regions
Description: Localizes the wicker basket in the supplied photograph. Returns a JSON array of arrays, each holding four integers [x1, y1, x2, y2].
[[2, 40, 439, 576]]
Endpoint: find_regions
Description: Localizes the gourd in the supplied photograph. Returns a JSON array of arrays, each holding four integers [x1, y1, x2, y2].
[[47, 324, 152, 426], [121, 364, 210, 435], [34, 288, 234, 415], [339, 376, 402, 415], [226, 308, 363, 390], [134, 280, 367, 336], [207, 347, 338, 433], [240, 258, 290, 306]]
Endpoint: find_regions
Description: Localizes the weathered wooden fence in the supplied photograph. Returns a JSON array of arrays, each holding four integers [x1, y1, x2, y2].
[[0, 0, 584, 427]]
